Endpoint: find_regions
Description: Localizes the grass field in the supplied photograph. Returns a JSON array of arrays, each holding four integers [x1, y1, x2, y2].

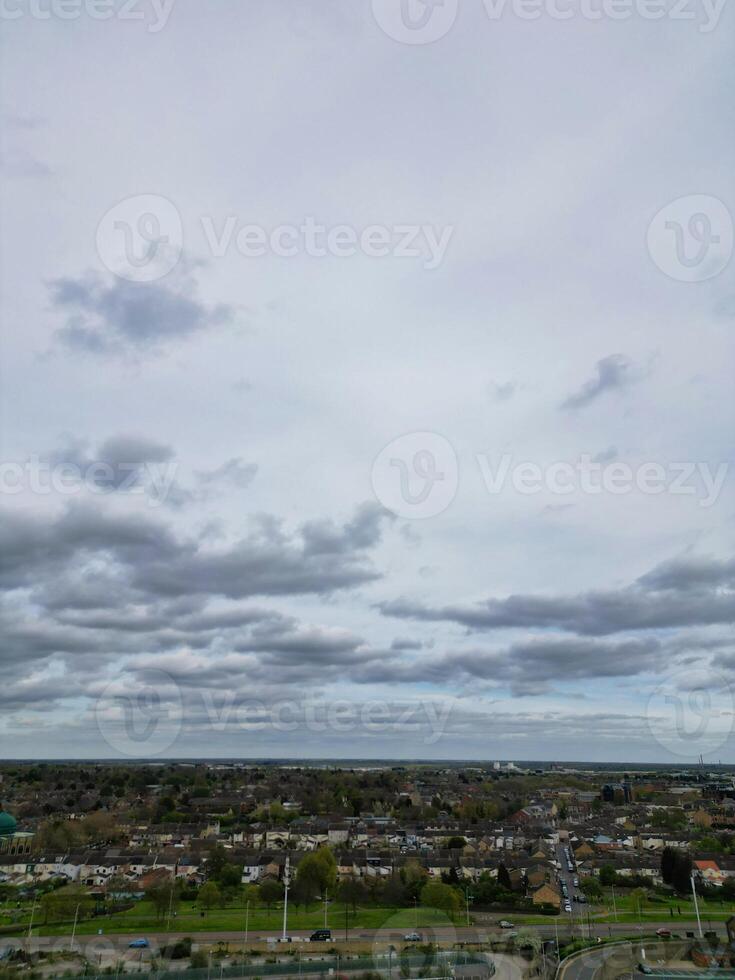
[[588, 889, 734, 924], [4, 901, 461, 937], [3, 890, 730, 937]]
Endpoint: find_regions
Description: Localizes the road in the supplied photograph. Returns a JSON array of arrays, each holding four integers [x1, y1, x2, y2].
[[557, 940, 735, 980], [19, 922, 727, 955], [555, 841, 586, 918]]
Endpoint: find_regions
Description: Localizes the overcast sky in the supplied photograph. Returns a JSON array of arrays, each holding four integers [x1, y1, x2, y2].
[[1, 0, 734, 763]]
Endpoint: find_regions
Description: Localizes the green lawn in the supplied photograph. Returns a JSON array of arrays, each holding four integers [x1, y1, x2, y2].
[[588, 889, 733, 924], [18, 901, 458, 937]]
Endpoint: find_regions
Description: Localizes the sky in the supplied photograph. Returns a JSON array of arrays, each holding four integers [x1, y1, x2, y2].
[[1, 0, 734, 763]]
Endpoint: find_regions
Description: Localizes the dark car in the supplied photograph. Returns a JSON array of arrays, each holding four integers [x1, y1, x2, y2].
[[310, 930, 332, 942], [637, 964, 652, 975]]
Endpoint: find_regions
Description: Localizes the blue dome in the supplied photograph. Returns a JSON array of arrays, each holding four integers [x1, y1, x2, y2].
[[0, 810, 17, 836]]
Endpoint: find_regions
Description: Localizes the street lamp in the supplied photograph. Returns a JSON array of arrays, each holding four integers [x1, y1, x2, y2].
[[243, 899, 249, 964], [282, 856, 291, 943], [70, 903, 81, 953], [690, 874, 703, 939], [464, 889, 473, 929]]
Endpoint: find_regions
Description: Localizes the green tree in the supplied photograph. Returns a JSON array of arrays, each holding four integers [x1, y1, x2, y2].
[[337, 876, 367, 913], [402, 859, 428, 899], [599, 865, 617, 886], [295, 847, 337, 910], [671, 851, 692, 894], [260, 878, 284, 910], [207, 845, 230, 878], [40, 885, 93, 925], [146, 884, 175, 922], [580, 877, 602, 899], [420, 880, 460, 918], [497, 864, 513, 891], [661, 847, 676, 885], [197, 881, 221, 915], [630, 887, 647, 918]]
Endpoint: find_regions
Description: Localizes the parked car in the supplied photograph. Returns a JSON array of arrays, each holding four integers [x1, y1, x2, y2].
[[637, 964, 652, 975], [499, 920, 515, 929], [404, 932, 422, 942], [128, 940, 149, 949], [310, 930, 332, 942]]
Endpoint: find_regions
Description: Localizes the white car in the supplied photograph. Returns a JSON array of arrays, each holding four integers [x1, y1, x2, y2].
[[564, 903, 572, 913]]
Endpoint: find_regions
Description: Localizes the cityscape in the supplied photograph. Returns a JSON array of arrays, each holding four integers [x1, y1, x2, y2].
[[0, 761, 734, 977]]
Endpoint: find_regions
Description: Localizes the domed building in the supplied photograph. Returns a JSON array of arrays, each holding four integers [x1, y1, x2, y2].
[[0, 809, 17, 837], [0, 805, 33, 856]]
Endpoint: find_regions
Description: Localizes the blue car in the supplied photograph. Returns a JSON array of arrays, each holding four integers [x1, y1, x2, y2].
[[128, 940, 149, 949]]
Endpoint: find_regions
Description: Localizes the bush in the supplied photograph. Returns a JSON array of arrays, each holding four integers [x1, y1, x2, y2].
[[162, 938, 192, 960]]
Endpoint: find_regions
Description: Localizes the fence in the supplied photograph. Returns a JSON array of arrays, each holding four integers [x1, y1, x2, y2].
[[50, 951, 494, 980]]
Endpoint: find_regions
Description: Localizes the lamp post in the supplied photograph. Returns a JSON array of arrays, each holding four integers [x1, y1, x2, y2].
[[243, 899, 249, 964], [70, 903, 81, 953], [464, 889, 473, 929], [26, 898, 36, 948], [690, 874, 703, 939], [282, 856, 291, 942]]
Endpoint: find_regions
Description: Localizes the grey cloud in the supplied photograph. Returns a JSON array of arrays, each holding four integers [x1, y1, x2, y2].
[[379, 552, 735, 636], [637, 554, 735, 593], [301, 501, 393, 557], [489, 380, 517, 402], [1, 499, 389, 602], [355, 636, 663, 696], [196, 457, 258, 490], [48, 433, 175, 491], [391, 637, 424, 651], [49, 268, 234, 356], [561, 354, 635, 410], [592, 446, 619, 464], [0, 148, 53, 179]]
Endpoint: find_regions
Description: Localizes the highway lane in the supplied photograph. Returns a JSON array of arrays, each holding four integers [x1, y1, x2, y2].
[[19, 922, 726, 954], [556, 939, 735, 980]]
